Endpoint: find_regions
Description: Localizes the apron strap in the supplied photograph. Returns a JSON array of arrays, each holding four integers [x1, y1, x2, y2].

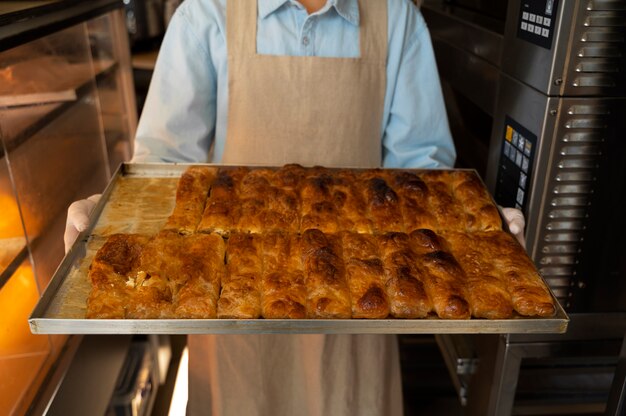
[[226, 0, 257, 59], [359, 0, 387, 63], [227, 0, 387, 62]]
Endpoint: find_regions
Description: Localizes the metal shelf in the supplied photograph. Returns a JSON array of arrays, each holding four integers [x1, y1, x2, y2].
[[0, 60, 118, 159], [0, 0, 121, 53]]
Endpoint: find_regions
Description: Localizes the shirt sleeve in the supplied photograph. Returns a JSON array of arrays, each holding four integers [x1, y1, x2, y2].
[[133, 6, 218, 163], [382, 6, 456, 169]]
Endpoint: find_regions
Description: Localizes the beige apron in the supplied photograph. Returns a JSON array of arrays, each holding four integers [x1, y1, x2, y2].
[[221, 0, 386, 167], [188, 1, 402, 415]]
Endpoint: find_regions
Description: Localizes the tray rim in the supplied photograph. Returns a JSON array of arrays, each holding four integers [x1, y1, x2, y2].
[[29, 162, 570, 335]]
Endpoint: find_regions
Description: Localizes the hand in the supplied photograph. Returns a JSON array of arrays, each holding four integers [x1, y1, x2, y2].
[[501, 207, 526, 247], [64, 194, 101, 253]]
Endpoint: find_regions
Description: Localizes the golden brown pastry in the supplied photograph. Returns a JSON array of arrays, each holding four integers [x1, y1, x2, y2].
[[89, 164, 553, 322], [218, 233, 262, 318], [261, 231, 307, 319], [301, 229, 352, 318], [409, 230, 470, 320], [420, 172, 468, 232], [442, 231, 514, 319], [300, 174, 342, 233], [331, 171, 373, 233], [378, 232, 432, 318], [449, 171, 502, 232], [273, 163, 307, 188], [263, 186, 300, 233], [481, 231, 555, 317], [236, 170, 271, 233], [361, 175, 404, 233], [386, 171, 438, 232], [164, 166, 216, 234], [86, 234, 150, 319], [341, 232, 389, 319], [198, 167, 249, 235], [139, 230, 226, 318]]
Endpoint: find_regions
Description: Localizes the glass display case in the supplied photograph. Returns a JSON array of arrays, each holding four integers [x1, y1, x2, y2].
[[0, 1, 136, 414]]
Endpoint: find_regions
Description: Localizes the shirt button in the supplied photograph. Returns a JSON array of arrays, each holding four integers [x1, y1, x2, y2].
[[302, 36, 310, 46]]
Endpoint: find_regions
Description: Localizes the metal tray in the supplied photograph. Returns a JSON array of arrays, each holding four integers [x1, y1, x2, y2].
[[29, 163, 569, 335]]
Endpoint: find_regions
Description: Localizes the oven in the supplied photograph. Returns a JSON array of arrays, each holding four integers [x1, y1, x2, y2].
[[421, 0, 626, 414]]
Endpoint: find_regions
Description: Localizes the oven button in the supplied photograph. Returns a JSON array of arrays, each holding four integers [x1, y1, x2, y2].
[[516, 150, 523, 167], [542, 28, 550, 37], [528, 23, 535, 33], [536, 16, 544, 25], [524, 141, 532, 157], [504, 142, 513, 159], [517, 188, 525, 205], [535, 25, 542, 35], [520, 172, 528, 189], [543, 17, 551, 26], [529, 13, 536, 23], [522, 11, 529, 20], [521, 21, 528, 30], [518, 136, 526, 151], [522, 156, 530, 173]]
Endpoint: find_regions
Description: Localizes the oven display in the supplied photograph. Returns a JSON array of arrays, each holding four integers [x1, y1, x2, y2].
[[494, 116, 537, 217], [517, 0, 559, 49]]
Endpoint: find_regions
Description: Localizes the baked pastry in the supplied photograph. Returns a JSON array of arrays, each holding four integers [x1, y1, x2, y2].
[[341, 232, 389, 318], [87, 234, 150, 319], [385, 171, 438, 232], [261, 231, 307, 319], [409, 229, 471, 320], [300, 174, 342, 233], [87, 165, 556, 322], [197, 167, 249, 235], [442, 231, 514, 319], [481, 231, 555, 317], [360, 174, 404, 233], [87, 231, 226, 319], [263, 186, 300, 233], [420, 171, 468, 231], [139, 230, 225, 318], [378, 232, 432, 318], [449, 171, 502, 232], [301, 229, 352, 318], [218, 232, 262, 318], [163, 166, 216, 234]]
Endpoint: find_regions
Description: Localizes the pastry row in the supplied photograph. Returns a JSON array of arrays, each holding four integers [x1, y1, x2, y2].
[[86, 229, 555, 320], [164, 165, 503, 236]]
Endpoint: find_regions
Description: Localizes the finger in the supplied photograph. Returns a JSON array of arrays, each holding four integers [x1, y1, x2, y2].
[[501, 208, 525, 232], [67, 200, 98, 232], [87, 194, 102, 204], [64, 222, 80, 254]]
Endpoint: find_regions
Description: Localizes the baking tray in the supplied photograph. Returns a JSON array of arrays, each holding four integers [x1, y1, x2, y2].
[[29, 163, 569, 335]]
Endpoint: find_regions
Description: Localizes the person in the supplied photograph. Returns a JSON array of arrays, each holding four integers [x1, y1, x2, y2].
[[65, 0, 525, 414]]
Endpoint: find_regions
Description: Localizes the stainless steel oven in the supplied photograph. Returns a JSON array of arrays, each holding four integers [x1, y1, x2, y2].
[[485, 0, 626, 311], [421, 0, 626, 414]]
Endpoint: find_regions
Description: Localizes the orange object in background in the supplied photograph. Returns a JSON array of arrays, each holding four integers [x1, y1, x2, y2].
[[0, 264, 50, 415], [0, 194, 25, 239]]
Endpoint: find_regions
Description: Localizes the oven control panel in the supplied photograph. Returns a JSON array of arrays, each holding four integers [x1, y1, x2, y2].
[[517, 0, 559, 49], [494, 116, 537, 216]]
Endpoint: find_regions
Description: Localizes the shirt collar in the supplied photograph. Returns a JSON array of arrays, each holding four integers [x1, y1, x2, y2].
[[258, 0, 360, 26]]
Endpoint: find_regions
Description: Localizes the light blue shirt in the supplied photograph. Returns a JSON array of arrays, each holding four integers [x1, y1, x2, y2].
[[134, 0, 456, 169]]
